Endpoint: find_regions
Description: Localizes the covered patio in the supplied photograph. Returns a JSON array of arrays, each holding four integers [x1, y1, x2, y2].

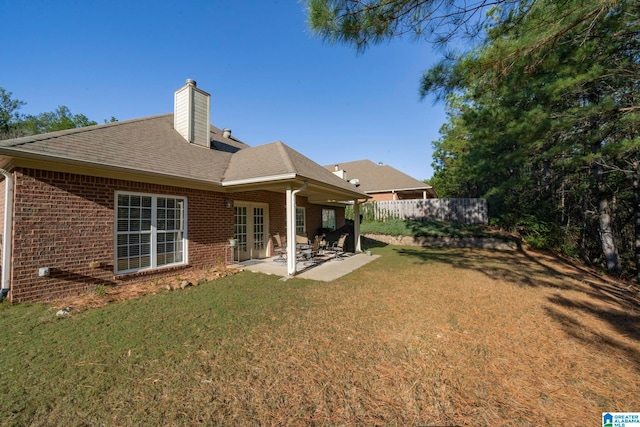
[[238, 252, 380, 282], [222, 141, 371, 278]]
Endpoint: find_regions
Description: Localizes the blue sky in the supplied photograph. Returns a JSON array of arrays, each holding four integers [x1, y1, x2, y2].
[[1, 0, 447, 180]]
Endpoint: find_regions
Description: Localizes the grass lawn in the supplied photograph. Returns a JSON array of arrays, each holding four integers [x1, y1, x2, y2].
[[1, 245, 638, 425]]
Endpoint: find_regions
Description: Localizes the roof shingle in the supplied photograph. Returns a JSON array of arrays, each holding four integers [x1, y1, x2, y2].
[[0, 114, 240, 184], [0, 113, 368, 199]]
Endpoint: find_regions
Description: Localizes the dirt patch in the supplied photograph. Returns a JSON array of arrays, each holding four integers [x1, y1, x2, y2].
[[52, 265, 241, 312]]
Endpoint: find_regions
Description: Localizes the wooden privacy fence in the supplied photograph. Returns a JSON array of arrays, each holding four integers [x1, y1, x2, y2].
[[356, 199, 488, 224]]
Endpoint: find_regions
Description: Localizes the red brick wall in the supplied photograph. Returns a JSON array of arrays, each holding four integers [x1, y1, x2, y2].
[[369, 191, 427, 201], [369, 192, 395, 201], [7, 168, 346, 302], [299, 202, 347, 237], [9, 169, 293, 302], [336, 207, 346, 228]]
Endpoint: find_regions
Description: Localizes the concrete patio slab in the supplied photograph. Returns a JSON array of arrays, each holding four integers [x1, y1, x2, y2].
[[239, 253, 380, 282]]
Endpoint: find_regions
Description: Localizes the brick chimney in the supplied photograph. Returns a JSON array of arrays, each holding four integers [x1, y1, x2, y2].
[[174, 79, 211, 148]]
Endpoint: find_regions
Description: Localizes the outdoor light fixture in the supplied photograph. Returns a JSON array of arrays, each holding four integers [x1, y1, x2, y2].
[[225, 199, 232, 209]]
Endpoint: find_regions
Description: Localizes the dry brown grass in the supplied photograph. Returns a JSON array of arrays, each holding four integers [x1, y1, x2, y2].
[[4, 245, 639, 426], [182, 246, 639, 425]]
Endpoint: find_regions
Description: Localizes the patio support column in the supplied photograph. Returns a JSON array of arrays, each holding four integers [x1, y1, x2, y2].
[[353, 199, 362, 253], [285, 186, 296, 276], [285, 181, 308, 276]]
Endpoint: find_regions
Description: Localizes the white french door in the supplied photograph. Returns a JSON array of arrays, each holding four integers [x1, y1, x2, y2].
[[234, 202, 269, 261]]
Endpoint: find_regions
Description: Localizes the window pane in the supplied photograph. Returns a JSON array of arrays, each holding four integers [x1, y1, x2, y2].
[[117, 245, 128, 258], [296, 207, 305, 234], [130, 257, 140, 269], [117, 207, 128, 219], [117, 259, 129, 271], [322, 209, 336, 230], [116, 193, 185, 273]]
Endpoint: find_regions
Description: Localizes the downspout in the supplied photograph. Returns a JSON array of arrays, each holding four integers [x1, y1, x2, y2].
[[0, 169, 13, 302], [286, 181, 308, 277]]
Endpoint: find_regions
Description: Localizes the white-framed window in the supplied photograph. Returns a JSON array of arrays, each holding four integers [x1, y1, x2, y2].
[[116, 192, 187, 274], [296, 207, 305, 234], [322, 208, 336, 230]]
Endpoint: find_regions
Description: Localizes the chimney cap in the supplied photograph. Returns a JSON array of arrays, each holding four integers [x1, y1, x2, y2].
[[186, 79, 196, 86]]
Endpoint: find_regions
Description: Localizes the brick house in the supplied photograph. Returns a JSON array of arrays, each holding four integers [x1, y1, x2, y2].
[[0, 80, 368, 303], [326, 159, 437, 201]]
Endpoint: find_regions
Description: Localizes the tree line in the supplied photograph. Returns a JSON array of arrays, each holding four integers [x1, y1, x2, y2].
[[0, 88, 114, 139], [307, 0, 640, 281]]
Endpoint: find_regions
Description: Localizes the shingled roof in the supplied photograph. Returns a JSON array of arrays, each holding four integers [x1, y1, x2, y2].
[[0, 114, 247, 184], [0, 113, 368, 200], [223, 141, 365, 196], [325, 159, 436, 197]]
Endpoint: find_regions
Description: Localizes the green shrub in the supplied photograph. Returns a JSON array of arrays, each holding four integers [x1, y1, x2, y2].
[[360, 219, 495, 238]]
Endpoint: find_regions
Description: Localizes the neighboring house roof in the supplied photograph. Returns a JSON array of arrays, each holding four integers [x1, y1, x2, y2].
[[324, 159, 436, 197], [0, 113, 368, 200]]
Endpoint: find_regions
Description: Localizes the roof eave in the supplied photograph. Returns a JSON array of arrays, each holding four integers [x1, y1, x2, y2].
[[0, 150, 224, 187], [222, 173, 369, 200], [366, 186, 434, 193], [221, 173, 297, 186]]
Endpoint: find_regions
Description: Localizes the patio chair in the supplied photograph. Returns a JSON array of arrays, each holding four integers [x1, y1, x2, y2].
[[302, 235, 321, 265], [330, 233, 348, 260], [272, 233, 286, 263], [295, 234, 311, 262], [295, 234, 310, 246]]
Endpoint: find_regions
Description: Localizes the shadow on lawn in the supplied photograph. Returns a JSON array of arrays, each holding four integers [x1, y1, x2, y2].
[[544, 304, 640, 372], [394, 247, 637, 309], [361, 236, 388, 249], [395, 246, 640, 370], [395, 246, 575, 290]]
